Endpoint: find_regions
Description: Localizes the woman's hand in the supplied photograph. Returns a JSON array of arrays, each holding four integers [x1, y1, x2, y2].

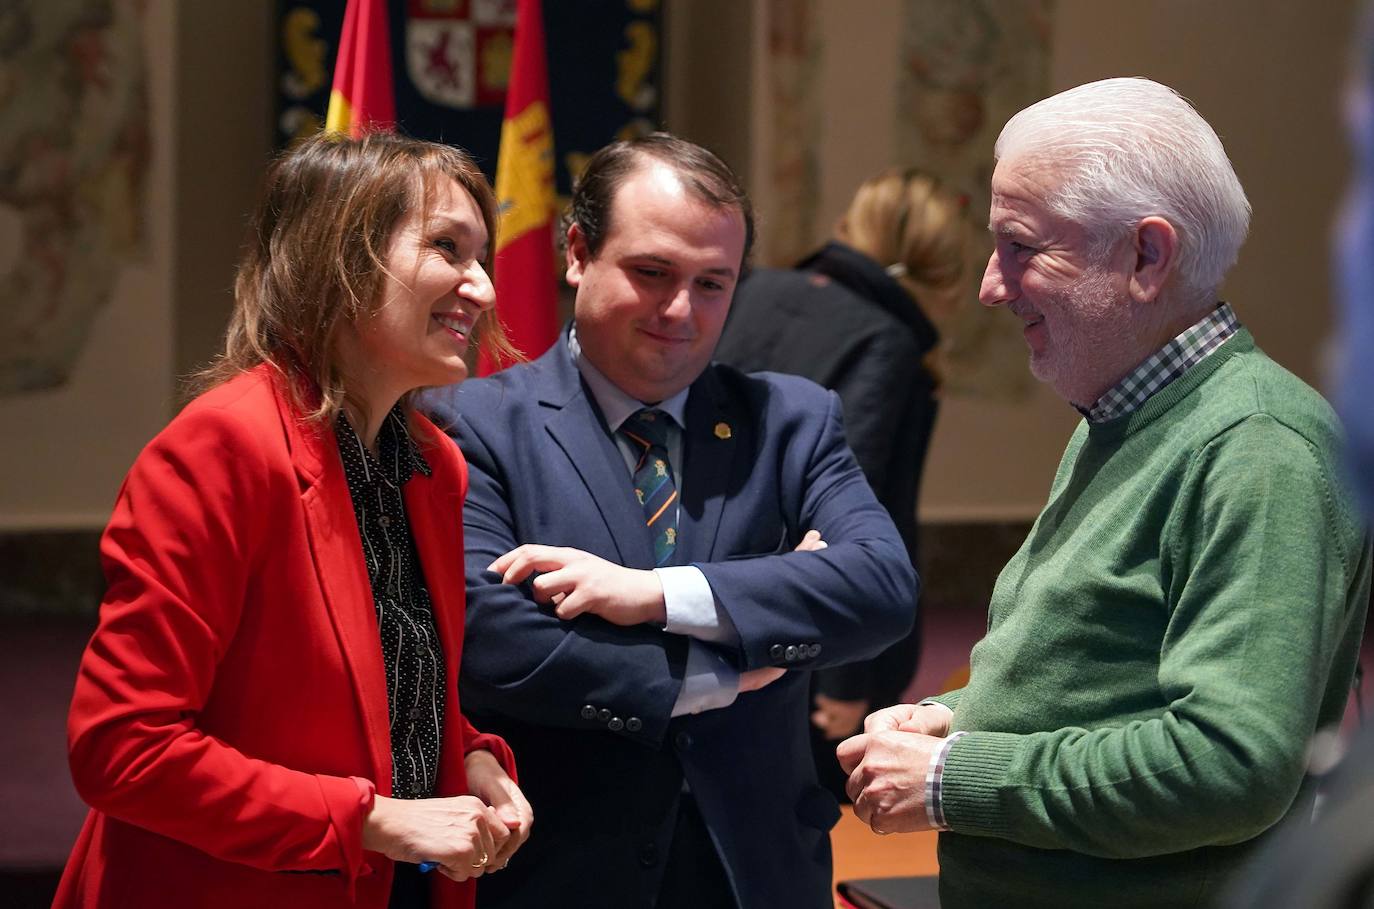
[[361, 793, 509, 882], [464, 749, 533, 870]]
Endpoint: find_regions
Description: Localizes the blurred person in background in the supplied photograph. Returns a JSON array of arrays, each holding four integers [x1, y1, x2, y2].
[[1221, 7, 1374, 906], [715, 167, 969, 800]]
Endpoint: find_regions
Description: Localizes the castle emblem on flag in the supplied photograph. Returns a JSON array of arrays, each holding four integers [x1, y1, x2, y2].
[[406, 0, 515, 109]]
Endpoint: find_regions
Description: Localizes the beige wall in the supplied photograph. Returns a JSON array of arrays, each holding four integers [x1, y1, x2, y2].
[[0, 2, 177, 529], [0, 2, 274, 531], [0, 1, 1358, 528], [798, 0, 1359, 520], [664, 0, 755, 181], [173, 3, 275, 380]]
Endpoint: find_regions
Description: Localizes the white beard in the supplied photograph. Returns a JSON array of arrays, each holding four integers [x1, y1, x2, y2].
[[1030, 267, 1142, 409]]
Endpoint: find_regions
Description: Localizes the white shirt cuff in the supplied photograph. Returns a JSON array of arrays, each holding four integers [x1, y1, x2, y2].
[[670, 641, 740, 717], [657, 565, 738, 644]]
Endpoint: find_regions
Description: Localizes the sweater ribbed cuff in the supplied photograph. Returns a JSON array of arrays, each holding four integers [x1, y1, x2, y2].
[[925, 689, 963, 712], [940, 730, 1022, 839]]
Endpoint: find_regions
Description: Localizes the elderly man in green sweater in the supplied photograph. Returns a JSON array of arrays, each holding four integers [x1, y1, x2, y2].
[[838, 76, 1373, 908]]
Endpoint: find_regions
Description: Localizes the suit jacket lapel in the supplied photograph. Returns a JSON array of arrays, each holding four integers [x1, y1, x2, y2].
[[537, 344, 657, 570], [678, 368, 740, 565], [279, 386, 392, 790]]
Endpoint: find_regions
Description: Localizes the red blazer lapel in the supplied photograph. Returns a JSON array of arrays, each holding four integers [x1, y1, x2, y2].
[[406, 418, 468, 791], [275, 383, 393, 793]]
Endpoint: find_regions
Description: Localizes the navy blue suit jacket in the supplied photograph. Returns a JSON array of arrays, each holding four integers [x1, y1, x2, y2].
[[426, 337, 916, 909]]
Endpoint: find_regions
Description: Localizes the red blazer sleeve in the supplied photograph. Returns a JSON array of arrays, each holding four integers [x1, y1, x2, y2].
[[67, 401, 376, 882]]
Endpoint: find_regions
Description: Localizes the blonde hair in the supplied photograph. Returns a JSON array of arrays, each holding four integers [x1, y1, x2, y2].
[[195, 131, 517, 422], [835, 167, 967, 320]]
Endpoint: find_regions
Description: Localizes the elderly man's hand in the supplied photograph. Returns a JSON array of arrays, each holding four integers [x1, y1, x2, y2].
[[488, 545, 665, 626], [836, 729, 944, 835], [863, 702, 952, 737]]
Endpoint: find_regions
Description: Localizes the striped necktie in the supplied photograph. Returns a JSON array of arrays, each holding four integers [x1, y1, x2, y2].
[[619, 408, 678, 567]]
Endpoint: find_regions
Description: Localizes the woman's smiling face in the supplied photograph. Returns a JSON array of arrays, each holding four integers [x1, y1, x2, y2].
[[337, 175, 495, 412]]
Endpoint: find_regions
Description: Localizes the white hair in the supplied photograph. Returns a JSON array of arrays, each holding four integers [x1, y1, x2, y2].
[[995, 77, 1251, 306]]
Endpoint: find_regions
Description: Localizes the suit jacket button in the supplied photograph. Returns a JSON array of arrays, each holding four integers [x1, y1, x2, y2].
[[675, 731, 693, 750], [785, 645, 798, 662], [769, 644, 784, 660], [809, 643, 823, 658], [626, 717, 643, 732], [608, 717, 625, 732], [639, 843, 659, 867], [580, 704, 597, 720], [598, 708, 612, 723]]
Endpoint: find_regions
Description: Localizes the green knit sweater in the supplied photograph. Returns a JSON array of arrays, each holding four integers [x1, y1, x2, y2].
[[932, 330, 1372, 908]]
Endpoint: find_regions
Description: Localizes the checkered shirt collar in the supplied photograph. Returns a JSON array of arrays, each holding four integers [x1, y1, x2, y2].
[[1084, 303, 1240, 423]]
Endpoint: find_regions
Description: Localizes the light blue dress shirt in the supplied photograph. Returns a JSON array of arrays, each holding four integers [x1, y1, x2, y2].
[[568, 330, 742, 716]]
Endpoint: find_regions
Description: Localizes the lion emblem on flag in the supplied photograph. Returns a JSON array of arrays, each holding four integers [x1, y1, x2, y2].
[[406, 0, 514, 109]]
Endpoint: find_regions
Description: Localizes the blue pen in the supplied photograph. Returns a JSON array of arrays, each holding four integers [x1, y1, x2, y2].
[[418, 861, 439, 873]]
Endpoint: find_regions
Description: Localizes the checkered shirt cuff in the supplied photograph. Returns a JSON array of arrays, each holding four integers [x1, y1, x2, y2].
[[924, 730, 968, 831]]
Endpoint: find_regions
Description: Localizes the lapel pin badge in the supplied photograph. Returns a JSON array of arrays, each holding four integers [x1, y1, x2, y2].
[[714, 422, 732, 440]]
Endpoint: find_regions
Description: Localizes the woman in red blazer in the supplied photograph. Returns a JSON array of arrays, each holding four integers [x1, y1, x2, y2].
[[54, 132, 530, 909]]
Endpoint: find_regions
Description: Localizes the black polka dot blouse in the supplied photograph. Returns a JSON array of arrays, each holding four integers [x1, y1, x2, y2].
[[334, 406, 445, 800]]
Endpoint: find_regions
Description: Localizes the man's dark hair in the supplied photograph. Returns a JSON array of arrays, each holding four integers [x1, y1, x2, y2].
[[566, 133, 755, 268]]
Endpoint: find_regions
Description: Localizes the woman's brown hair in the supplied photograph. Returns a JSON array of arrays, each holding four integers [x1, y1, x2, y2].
[[195, 130, 516, 422]]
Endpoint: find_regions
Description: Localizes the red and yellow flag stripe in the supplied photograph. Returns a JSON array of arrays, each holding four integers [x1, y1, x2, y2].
[[324, 0, 395, 138]]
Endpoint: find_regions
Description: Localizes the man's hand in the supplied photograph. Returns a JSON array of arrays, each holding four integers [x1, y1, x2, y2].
[[836, 730, 943, 835], [862, 702, 952, 737], [739, 666, 786, 693], [361, 793, 508, 882], [489, 545, 666, 626], [464, 749, 533, 870], [812, 694, 870, 740]]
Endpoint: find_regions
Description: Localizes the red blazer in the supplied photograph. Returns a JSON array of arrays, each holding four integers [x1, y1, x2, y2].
[[54, 366, 514, 909]]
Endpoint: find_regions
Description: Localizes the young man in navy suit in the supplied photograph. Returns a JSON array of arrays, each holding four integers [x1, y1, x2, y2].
[[426, 134, 916, 909]]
